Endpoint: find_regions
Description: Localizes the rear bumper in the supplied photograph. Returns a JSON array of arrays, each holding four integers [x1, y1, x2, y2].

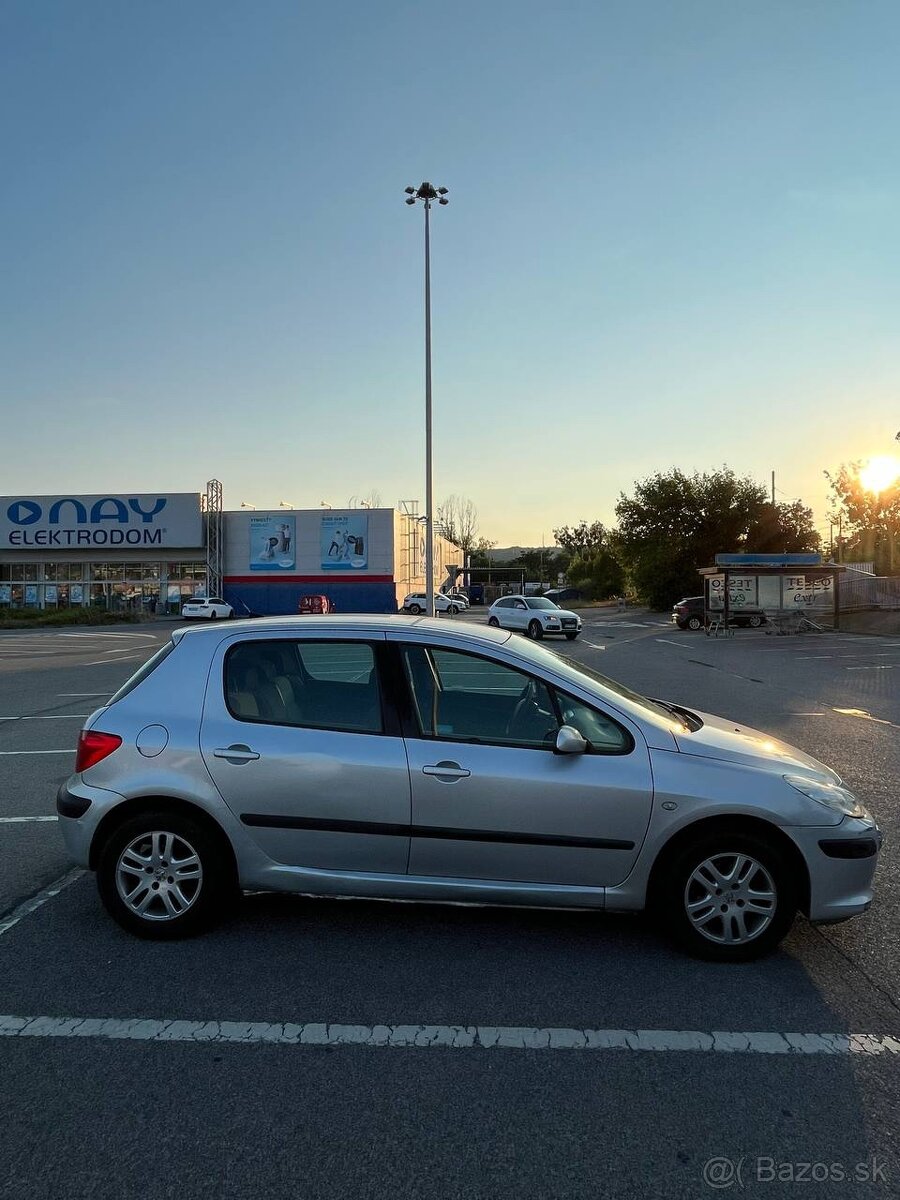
[[56, 779, 126, 869]]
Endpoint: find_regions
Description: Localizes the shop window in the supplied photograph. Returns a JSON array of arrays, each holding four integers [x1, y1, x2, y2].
[[0, 564, 10, 581]]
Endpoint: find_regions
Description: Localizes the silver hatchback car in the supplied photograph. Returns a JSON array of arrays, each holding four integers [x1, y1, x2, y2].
[[58, 616, 881, 960]]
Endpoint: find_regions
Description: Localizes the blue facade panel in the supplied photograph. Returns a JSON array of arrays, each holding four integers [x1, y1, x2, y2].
[[223, 580, 398, 617]]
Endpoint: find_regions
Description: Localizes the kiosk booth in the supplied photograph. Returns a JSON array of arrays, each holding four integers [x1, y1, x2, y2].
[[699, 554, 845, 631]]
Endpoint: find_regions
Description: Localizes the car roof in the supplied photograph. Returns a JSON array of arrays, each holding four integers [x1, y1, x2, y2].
[[172, 613, 512, 646]]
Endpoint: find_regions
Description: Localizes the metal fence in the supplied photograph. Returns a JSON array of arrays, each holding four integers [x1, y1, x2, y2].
[[839, 575, 900, 611]]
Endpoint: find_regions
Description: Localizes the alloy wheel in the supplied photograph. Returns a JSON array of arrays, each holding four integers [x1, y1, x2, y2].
[[115, 830, 204, 922], [684, 852, 776, 945]]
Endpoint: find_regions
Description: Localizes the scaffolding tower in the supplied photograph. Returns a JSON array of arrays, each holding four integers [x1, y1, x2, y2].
[[205, 478, 223, 597]]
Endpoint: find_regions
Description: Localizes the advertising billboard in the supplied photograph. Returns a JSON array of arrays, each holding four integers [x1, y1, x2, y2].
[[320, 513, 368, 570], [250, 515, 296, 572], [0, 494, 202, 550]]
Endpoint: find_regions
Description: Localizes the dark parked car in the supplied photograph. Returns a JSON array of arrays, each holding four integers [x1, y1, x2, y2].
[[673, 596, 766, 630]]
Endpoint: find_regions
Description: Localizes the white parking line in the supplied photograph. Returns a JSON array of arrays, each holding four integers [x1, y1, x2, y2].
[[81, 655, 144, 667], [0, 816, 58, 823], [0, 749, 73, 756], [581, 642, 606, 650], [0, 1016, 898, 1055], [0, 715, 88, 721], [0, 868, 83, 937], [58, 693, 108, 697], [59, 633, 159, 640]]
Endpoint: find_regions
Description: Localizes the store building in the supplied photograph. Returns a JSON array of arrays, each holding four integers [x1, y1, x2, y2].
[[0, 490, 457, 615]]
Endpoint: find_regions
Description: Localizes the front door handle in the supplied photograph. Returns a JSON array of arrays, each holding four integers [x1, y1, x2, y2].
[[422, 761, 471, 781], [213, 744, 260, 763]]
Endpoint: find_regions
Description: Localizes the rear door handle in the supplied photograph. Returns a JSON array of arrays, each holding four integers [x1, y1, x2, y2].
[[423, 762, 471, 781], [213, 745, 260, 762]]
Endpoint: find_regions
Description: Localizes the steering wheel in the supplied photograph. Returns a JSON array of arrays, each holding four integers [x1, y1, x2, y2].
[[506, 678, 540, 738]]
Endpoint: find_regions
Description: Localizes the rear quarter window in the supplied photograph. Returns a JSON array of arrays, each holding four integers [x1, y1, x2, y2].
[[108, 640, 178, 704]]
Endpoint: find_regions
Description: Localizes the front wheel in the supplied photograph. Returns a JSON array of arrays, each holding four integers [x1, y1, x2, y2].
[[527, 619, 543, 640], [565, 632, 578, 641], [488, 616, 500, 627], [97, 809, 235, 940], [656, 831, 796, 962]]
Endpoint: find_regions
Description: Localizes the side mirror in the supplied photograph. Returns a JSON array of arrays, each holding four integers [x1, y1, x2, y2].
[[555, 725, 588, 755]]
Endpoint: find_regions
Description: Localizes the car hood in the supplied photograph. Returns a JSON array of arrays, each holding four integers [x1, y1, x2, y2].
[[672, 708, 841, 784], [544, 608, 579, 620]]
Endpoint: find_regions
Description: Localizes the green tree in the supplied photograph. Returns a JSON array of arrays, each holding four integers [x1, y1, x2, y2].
[[614, 468, 772, 609], [566, 548, 625, 600], [825, 462, 899, 574], [745, 501, 821, 554], [552, 520, 608, 555]]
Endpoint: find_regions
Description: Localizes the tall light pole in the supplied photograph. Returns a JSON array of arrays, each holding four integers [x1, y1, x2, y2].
[[406, 181, 449, 617]]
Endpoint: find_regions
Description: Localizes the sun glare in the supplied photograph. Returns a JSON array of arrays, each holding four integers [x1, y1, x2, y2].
[[858, 456, 900, 493]]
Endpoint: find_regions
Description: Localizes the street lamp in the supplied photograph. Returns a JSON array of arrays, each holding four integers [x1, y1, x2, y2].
[[405, 181, 449, 617]]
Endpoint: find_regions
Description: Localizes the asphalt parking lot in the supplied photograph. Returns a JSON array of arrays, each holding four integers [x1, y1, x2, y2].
[[1, 613, 899, 1199]]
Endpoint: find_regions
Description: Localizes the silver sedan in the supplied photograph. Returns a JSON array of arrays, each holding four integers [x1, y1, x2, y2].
[[57, 616, 881, 960]]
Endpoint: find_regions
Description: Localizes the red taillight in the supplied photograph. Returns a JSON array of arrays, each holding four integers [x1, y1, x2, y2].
[[75, 730, 122, 773]]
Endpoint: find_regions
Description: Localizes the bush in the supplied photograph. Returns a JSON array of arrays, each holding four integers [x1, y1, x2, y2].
[[0, 607, 147, 629]]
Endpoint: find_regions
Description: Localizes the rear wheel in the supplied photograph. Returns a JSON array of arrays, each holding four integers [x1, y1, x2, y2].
[[449, 604, 460, 615], [687, 615, 702, 631], [97, 809, 235, 940], [527, 619, 543, 640], [748, 614, 763, 628], [488, 616, 500, 627], [408, 603, 422, 615], [657, 830, 796, 961], [208, 611, 218, 620]]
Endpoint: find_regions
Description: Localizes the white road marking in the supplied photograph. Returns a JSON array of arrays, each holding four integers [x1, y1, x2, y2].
[[0, 815, 58, 823], [0, 749, 73, 756], [102, 647, 147, 656], [846, 664, 895, 671], [80, 655, 145, 667], [58, 632, 159, 640], [58, 693, 108, 697], [0, 868, 83, 938], [581, 642, 606, 650], [655, 638, 691, 649], [0, 715, 88, 721], [0, 1016, 898, 1055]]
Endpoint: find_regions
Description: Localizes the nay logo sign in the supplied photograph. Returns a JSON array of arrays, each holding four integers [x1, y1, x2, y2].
[[6, 498, 168, 526]]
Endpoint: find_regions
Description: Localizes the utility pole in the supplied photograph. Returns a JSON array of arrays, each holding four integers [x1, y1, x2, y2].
[[771, 470, 776, 506]]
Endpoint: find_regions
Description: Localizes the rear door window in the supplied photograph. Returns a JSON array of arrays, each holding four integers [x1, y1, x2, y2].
[[225, 639, 383, 734]]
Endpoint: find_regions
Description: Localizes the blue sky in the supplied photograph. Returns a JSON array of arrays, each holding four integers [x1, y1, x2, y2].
[[1, 0, 897, 544]]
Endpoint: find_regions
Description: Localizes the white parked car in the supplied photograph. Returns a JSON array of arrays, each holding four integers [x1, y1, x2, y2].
[[403, 593, 462, 615], [444, 589, 470, 608], [182, 596, 234, 621], [488, 595, 581, 640]]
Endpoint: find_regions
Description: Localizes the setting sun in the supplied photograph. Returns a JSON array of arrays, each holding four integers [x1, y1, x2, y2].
[[858, 455, 900, 493]]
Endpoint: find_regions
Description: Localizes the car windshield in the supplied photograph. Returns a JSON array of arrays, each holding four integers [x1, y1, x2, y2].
[[507, 638, 681, 726], [525, 597, 559, 610]]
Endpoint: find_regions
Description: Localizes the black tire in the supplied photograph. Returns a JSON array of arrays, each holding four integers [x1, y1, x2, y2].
[[408, 603, 422, 615], [209, 610, 218, 620], [687, 615, 702, 631], [488, 616, 500, 627], [97, 808, 236, 940], [565, 632, 578, 641], [748, 614, 763, 628], [449, 604, 460, 615], [527, 619, 543, 640], [656, 830, 797, 962]]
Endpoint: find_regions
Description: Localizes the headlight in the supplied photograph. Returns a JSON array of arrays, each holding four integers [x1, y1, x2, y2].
[[784, 775, 870, 819]]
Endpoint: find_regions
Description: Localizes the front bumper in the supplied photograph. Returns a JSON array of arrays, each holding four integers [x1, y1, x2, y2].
[[789, 819, 883, 923]]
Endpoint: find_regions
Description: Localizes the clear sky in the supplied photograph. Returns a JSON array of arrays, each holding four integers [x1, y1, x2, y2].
[[1, 0, 898, 545]]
